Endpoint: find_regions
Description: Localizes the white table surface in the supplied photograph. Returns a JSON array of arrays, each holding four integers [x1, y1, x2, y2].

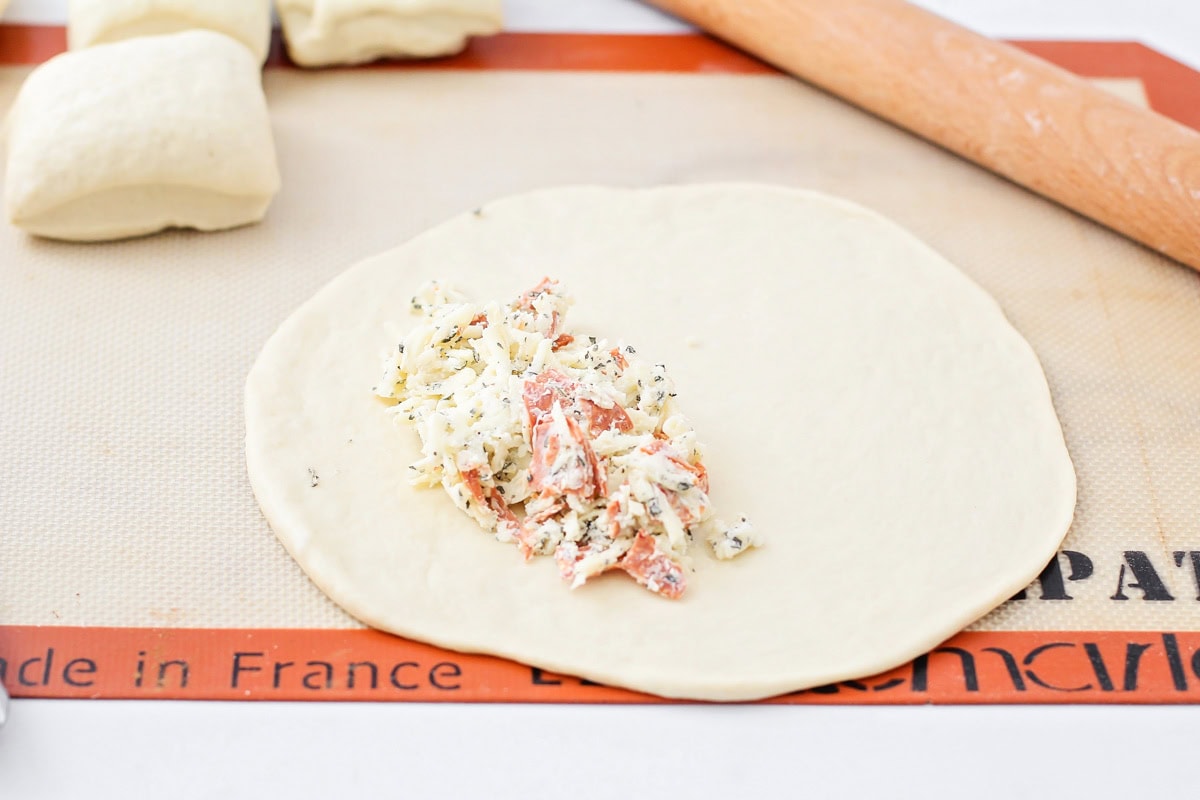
[[2, 2, 1199, 798]]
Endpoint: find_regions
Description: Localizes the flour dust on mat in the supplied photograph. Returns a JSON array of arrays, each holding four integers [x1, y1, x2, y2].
[[244, 184, 1077, 701]]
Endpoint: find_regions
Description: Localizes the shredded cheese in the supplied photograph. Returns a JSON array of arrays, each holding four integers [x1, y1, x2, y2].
[[375, 278, 759, 598]]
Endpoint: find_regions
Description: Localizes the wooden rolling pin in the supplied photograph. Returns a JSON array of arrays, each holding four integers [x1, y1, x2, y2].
[[646, 0, 1200, 273]]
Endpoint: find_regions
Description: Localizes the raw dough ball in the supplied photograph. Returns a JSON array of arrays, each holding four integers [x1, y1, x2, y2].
[[277, 0, 503, 67], [5, 30, 281, 242], [245, 185, 1077, 701], [67, 0, 273, 64]]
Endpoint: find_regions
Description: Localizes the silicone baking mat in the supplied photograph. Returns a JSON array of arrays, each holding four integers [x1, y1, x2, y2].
[[1, 28, 1199, 704]]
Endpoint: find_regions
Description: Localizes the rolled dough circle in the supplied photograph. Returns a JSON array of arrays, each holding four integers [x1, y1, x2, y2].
[[245, 185, 1076, 701]]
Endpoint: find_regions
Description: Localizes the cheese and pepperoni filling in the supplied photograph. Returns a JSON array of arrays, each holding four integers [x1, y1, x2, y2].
[[375, 278, 760, 598]]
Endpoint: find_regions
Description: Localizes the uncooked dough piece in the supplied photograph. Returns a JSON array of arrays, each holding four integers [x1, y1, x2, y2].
[[68, 0, 273, 65], [277, 0, 503, 66], [5, 31, 281, 242], [245, 185, 1077, 701]]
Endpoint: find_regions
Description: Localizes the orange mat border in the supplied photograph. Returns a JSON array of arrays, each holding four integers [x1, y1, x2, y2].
[[2, 28, 1198, 704], [2, 627, 1198, 704], [0, 27, 1196, 130]]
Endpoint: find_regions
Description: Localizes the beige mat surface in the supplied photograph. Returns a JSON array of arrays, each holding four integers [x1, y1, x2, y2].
[[1, 66, 1197, 634]]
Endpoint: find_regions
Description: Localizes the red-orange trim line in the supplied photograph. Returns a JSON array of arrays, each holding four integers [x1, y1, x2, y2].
[[0, 28, 1196, 129], [2, 27, 1200, 126], [2, 627, 1198, 704]]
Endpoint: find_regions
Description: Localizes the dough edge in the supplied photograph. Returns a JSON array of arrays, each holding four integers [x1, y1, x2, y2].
[[11, 184, 275, 242]]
